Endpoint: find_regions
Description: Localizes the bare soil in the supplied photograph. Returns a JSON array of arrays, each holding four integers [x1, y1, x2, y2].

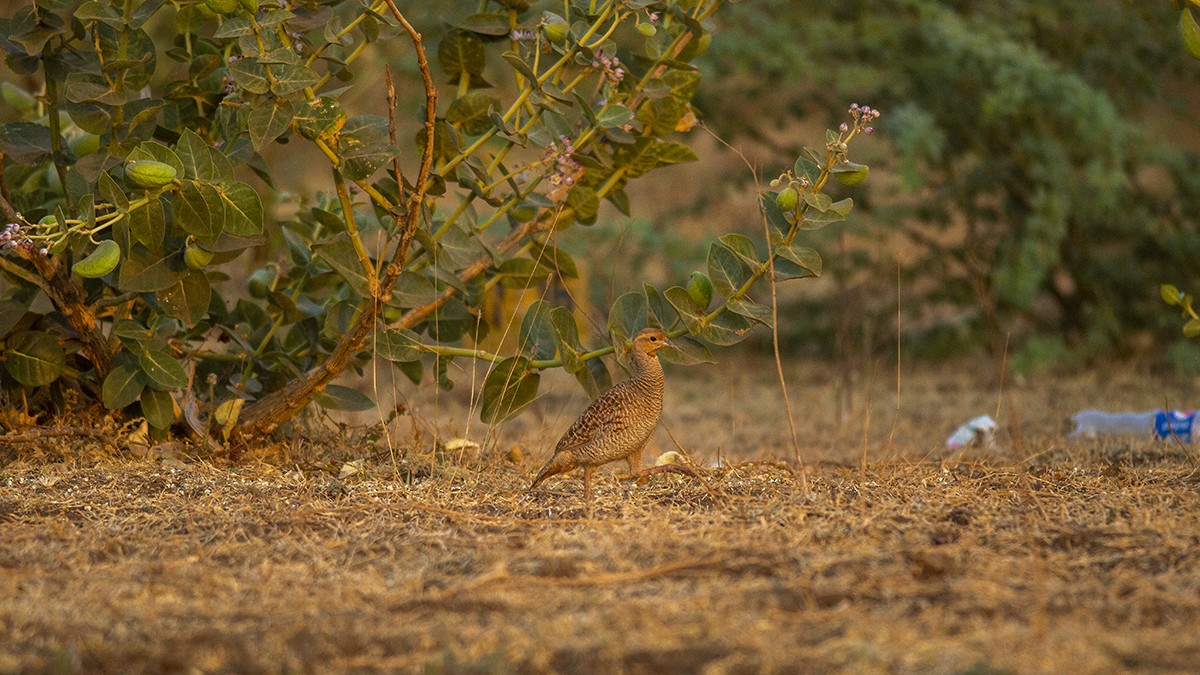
[[1, 356, 1199, 674]]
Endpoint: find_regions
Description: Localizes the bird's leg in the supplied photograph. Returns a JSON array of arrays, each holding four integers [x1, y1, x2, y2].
[[583, 466, 594, 503], [625, 453, 649, 485]]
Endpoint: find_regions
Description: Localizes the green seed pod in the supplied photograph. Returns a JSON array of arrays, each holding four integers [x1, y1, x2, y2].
[[1182, 9, 1200, 60], [293, 96, 347, 141], [45, 165, 62, 192], [510, 202, 538, 223], [541, 12, 569, 43], [184, 243, 215, 269], [832, 162, 870, 187], [238, 0, 258, 14], [686, 272, 714, 310], [636, 23, 657, 37], [248, 267, 276, 298], [775, 186, 799, 212], [204, 0, 239, 15], [38, 214, 59, 227], [1, 82, 35, 112], [68, 131, 101, 158], [73, 240, 121, 278], [125, 160, 178, 189]]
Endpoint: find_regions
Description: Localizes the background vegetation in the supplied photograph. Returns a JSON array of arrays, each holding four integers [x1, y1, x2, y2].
[[696, 0, 1200, 371]]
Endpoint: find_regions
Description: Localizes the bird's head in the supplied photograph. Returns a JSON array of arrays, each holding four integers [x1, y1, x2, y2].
[[632, 327, 673, 356]]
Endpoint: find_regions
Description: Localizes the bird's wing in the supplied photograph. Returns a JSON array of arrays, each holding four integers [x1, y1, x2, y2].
[[550, 385, 632, 455]]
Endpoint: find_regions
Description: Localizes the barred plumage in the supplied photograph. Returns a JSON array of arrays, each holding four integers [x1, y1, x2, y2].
[[530, 328, 672, 500]]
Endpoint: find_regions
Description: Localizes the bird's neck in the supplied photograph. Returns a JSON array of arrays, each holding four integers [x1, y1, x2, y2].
[[629, 349, 664, 391]]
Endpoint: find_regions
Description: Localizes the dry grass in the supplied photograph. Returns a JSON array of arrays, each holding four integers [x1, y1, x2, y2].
[[1, 358, 1199, 674]]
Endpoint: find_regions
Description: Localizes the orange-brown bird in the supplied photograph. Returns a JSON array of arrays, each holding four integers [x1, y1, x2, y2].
[[530, 327, 673, 500]]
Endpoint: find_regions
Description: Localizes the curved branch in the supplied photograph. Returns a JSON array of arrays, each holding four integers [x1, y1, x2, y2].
[[0, 151, 113, 375], [235, 2, 438, 436]]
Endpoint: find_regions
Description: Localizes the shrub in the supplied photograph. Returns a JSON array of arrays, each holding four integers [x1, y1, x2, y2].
[[0, 0, 873, 440]]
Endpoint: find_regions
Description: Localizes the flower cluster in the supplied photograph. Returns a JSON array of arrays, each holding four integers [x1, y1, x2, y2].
[[510, 28, 536, 42], [0, 223, 34, 253], [769, 172, 810, 190], [591, 50, 625, 85], [848, 102, 880, 135], [545, 135, 580, 187]]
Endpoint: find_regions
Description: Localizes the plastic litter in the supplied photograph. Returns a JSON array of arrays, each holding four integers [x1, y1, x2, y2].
[[946, 415, 997, 450], [1069, 410, 1197, 442]]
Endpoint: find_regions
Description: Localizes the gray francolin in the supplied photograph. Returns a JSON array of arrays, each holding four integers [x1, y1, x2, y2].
[[530, 327, 673, 499]]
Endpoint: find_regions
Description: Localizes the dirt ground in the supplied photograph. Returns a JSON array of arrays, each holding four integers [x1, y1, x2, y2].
[[1, 355, 1199, 674]]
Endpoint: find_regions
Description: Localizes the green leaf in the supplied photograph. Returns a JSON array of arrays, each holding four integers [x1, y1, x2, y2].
[[215, 181, 264, 236], [438, 30, 489, 87], [659, 336, 716, 366], [460, 13, 512, 37], [501, 50, 538, 82], [0, 122, 54, 165], [175, 129, 233, 182], [700, 311, 753, 346], [268, 64, 320, 96], [139, 343, 188, 390], [159, 270, 211, 326], [794, 153, 821, 184], [293, 96, 346, 141], [719, 233, 761, 267], [644, 283, 673, 330], [118, 244, 183, 292], [803, 190, 832, 212], [315, 384, 375, 412], [576, 357, 610, 400], [248, 99, 294, 150], [727, 298, 774, 327], [480, 357, 541, 424], [75, 1, 123, 25], [664, 286, 703, 336], [707, 241, 752, 298], [800, 197, 853, 230], [550, 307, 586, 374], [0, 299, 26, 340], [374, 327, 422, 363], [3, 331, 65, 387], [98, 171, 128, 212], [447, 92, 500, 136], [529, 241, 578, 278], [567, 184, 599, 224], [774, 244, 822, 280], [313, 232, 372, 297], [596, 105, 635, 129], [102, 363, 148, 409], [338, 115, 397, 180], [390, 271, 437, 307], [498, 257, 550, 288], [519, 300, 557, 361], [127, 198, 165, 248], [172, 180, 223, 241], [229, 58, 270, 94], [140, 389, 176, 430], [614, 138, 699, 178], [213, 16, 254, 38], [607, 291, 647, 347]]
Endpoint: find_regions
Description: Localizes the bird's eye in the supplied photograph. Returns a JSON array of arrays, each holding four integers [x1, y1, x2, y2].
[[649, 336, 657, 342]]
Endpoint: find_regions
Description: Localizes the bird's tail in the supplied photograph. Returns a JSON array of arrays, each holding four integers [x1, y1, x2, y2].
[[529, 453, 574, 490]]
